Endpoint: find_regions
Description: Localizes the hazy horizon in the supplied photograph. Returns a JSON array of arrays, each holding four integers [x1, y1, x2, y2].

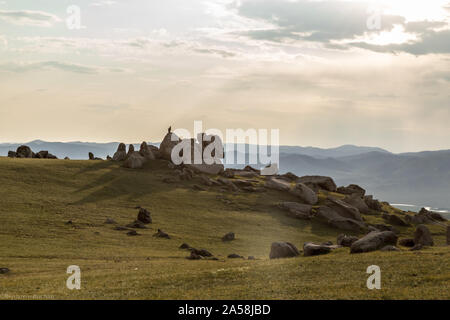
[[1, 0, 449, 153]]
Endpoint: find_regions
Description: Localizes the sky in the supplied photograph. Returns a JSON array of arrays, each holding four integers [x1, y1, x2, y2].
[[0, 0, 449, 152]]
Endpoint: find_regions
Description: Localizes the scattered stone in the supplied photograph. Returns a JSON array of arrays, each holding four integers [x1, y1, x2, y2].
[[278, 202, 312, 220], [0, 268, 10, 274], [337, 184, 366, 197], [186, 163, 225, 175], [406, 208, 448, 224], [337, 234, 359, 247], [350, 231, 398, 254], [154, 229, 170, 239], [303, 242, 338, 257], [398, 238, 415, 247], [228, 254, 243, 259], [137, 208, 152, 224], [248, 256, 256, 260], [179, 243, 191, 250], [298, 175, 337, 192], [65, 220, 73, 225], [113, 143, 127, 161], [7, 151, 16, 158], [114, 226, 129, 231], [222, 232, 235, 242], [127, 230, 139, 236], [381, 245, 400, 252], [104, 218, 117, 224], [88, 152, 94, 160], [64, 157, 70, 160], [217, 178, 239, 192], [126, 220, 148, 229], [187, 252, 202, 260], [190, 248, 213, 257], [414, 225, 434, 246], [269, 242, 300, 259], [35, 150, 57, 159]]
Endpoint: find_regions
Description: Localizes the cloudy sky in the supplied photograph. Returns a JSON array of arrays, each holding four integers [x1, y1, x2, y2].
[[0, 0, 449, 152]]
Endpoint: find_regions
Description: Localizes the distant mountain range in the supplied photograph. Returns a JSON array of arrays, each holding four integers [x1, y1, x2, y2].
[[1, 140, 449, 209]]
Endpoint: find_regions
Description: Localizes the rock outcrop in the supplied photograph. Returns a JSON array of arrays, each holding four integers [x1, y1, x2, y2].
[[112, 143, 127, 161], [343, 194, 370, 214], [159, 132, 181, 161], [298, 176, 337, 192], [364, 195, 382, 211], [290, 183, 318, 205], [316, 206, 366, 232], [337, 184, 366, 197], [414, 225, 434, 246], [337, 234, 359, 247], [123, 152, 146, 169], [139, 142, 156, 160], [303, 242, 339, 257], [278, 202, 312, 220], [16, 145, 33, 158], [137, 208, 152, 224], [350, 231, 398, 254], [326, 198, 363, 221], [269, 242, 300, 259]]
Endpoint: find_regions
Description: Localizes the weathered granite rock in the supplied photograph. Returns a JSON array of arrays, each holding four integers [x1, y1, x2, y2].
[[350, 231, 398, 254], [278, 202, 312, 220], [298, 176, 337, 192], [414, 225, 434, 246], [337, 184, 366, 197], [269, 242, 300, 259]]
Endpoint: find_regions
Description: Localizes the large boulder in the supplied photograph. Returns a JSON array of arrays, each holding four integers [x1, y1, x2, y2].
[[364, 195, 382, 211], [303, 242, 339, 257], [16, 145, 33, 158], [159, 132, 181, 161], [137, 208, 152, 224], [290, 183, 318, 205], [337, 234, 359, 247], [112, 143, 127, 161], [269, 242, 300, 259], [298, 176, 337, 192], [278, 202, 312, 220], [337, 184, 366, 197], [139, 142, 156, 160], [265, 177, 291, 191], [343, 194, 370, 214], [382, 213, 409, 226], [327, 198, 363, 221], [123, 152, 146, 169], [316, 206, 366, 232], [414, 225, 434, 246], [350, 231, 398, 254]]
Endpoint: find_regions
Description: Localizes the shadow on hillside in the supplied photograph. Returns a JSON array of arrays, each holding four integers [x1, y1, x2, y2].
[[72, 160, 176, 205]]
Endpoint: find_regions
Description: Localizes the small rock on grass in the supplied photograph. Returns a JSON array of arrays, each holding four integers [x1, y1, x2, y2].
[[0, 268, 10, 274], [228, 253, 244, 259], [127, 230, 140, 236]]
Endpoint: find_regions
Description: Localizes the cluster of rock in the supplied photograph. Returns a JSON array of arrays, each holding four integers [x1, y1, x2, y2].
[[108, 207, 153, 236], [269, 223, 439, 259], [7, 145, 57, 159]]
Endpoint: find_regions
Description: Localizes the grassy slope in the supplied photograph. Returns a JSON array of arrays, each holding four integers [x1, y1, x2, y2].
[[0, 157, 448, 300]]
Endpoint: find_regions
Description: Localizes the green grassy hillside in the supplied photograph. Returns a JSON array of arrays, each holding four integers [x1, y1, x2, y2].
[[0, 157, 449, 299]]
